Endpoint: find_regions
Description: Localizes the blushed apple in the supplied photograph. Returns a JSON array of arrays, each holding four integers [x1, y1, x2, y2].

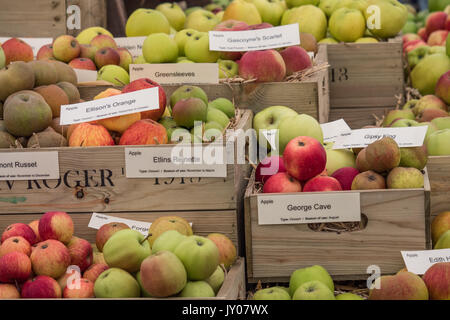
[[67, 237, 93, 272], [331, 167, 360, 191], [263, 172, 302, 193], [68, 57, 97, 71], [1, 223, 37, 245], [52, 35, 81, 63], [279, 46, 312, 76], [239, 50, 286, 82], [63, 278, 95, 298], [422, 262, 450, 300], [0, 236, 31, 257], [0, 284, 20, 299], [21, 275, 62, 298], [303, 176, 342, 192], [207, 233, 237, 269], [39, 211, 74, 244], [255, 155, 286, 183], [95, 222, 130, 252], [83, 263, 109, 283], [90, 34, 117, 51], [36, 44, 54, 60], [30, 239, 71, 279], [0, 251, 32, 283]]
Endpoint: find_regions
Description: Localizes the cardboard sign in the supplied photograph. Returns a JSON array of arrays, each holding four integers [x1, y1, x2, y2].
[[320, 119, 351, 143], [209, 24, 300, 52], [0, 37, 53, 57], [59, 87, 159, 125], [115, 37, 146, 59], [257, 193, 361, 225], [129, 63, 219, 84], [0, 152, 59, 181], [74, 69, 98, 83], [401, 249, 450, 275]]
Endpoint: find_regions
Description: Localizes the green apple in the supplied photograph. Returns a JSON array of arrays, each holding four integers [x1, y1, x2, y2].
[[253, 287, 291, 300], [170, 85, 209, 108], [222, 0, 262, 25], [97, 65, 130, 86], [102, 229, 151, 273], [382, 109, 415, 127], [278, 114, 323, 153], [355, 37, 379, 43], [136, 271, 152, 297], [126, 9, 171, 36], [417, 122, 439, 141], [206, 266, 225, 294], [94, 268, 140, 298], [185, 6, 202, 16], [133, 55, 147, 64], [174, 29, 198, 56], [434, 230, 450, 249], [364, 0, 408, 39], [156, 3, 186, 31], [408, 46, 431, 69], [174, 235, 220, 280], [292, 280, 336, 300], [431, 117, 450, 130], [178, 59, 195, 63], [171, 127, 192, 143], [250, 0, 285, 26], [285, 0, 319, 9], [204, 122, 224, 142], [185, 32, 220, 63], [179, 281, 215, 297], [390, 119, 419, 128], [319, 0, 339, 17], [184, 9, 220, 32], [76, 27, 113, 45], [411, 53, 450, 95], [402, 20, 417, 34], [429, 0, 450, 12], [207, 107, 230, 129], [319, 38, 339, 44], [281, 5, 327, 41], [427, 46, 447, 57], [329, 8, 366, 42], [289, 265, 334, 296], [0, 46, 5, 69], [446, 33, 450, 58], [326, 148, 356, 175], [159, 116, 178, 141], [333, 0, 369, 14], [336, 292, 364, 300], [426, 129, 450, 155], [209, 98, 235, 118], [143, 33, 178, 63], [152, 230, 187, 254], [218, 59, 239, 79]]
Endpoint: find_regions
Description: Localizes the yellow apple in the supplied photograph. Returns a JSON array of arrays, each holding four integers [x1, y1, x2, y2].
[[222, 0, 262, 25], [281, 5, 327, 41], [329, 8, 366, 42]]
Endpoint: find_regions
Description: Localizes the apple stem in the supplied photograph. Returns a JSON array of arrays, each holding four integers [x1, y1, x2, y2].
[[140, 234, 151, 244], [114, 77, 126, 87]]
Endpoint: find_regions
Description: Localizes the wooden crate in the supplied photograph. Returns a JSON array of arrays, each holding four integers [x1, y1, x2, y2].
[[324, 37, 404, 129], [427, 156, 450, 221], [78, 45, 330, 123], [0, 0, 107, 38], [244, 169, 431, 283]]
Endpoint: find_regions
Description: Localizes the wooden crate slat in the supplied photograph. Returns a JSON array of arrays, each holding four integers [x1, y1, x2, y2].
[[427, 156, 450, 220], [329, 106, 393, 129]]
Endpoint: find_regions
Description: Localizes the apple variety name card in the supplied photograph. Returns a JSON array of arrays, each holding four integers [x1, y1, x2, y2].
[[59, 87, 159, 125], [401, 249, 450, 275], [0, 151, 59, 181], [332, 126, 428, 150], [0, 37, 53, 57], [125, 146, 227, 178], [129, 63, 219, 84], [114, 37, 146, 59], [320, 119, 351, 143], [74, 69, 98, 83], [208, 23, 300, 52], [88, 213, 151, 236], [257, 193, 361, 225]]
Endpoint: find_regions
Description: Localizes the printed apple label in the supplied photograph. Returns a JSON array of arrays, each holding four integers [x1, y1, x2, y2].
[[332, 126, 428, 150], [114, 36, 146, 59], [320, 119, 351, 143], [0, 37, 53, 57], [59, 87, 159, 125], [401, 249, 450, 275], [74, 68, 98, 83], [0, 151, 59, 181], [257, 193, 361, 225], [208, 23, 300, 52], [125, 146, 227, 178], [129, 63, 219, 84]]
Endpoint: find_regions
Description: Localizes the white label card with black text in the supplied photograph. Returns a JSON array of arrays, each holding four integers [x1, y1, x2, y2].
[[401, 249, 450, 275], [125, 146, 227, 178], [88, 213, 151, 236], [209, 24, 300, 52], [129, 63, 219, 84], [59, 87, 159, 125], [0, 37, 53, 57], [114, 37, 146, 59], [0, 152, 59, 181], [320, 119, 351, 143], [74, 69, 98, 83], [257, 193, 361, 225], [332, 126, 428, 150]]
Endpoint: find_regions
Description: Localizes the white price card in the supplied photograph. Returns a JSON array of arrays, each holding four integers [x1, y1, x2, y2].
[[209, 24, 300, 52], [0, 151, 59, 181], [332, 126, 428, 150], [320, 119, 351, 143], [59, 87, 159, 125], [88, 213, 151, 236], [129, 63, 219, 84], [401, 249, 450, 275], [74, 69, 98, 83], [257, 193, 361, 225], [115, 36, 146, 59], [125, 146, 227, 178], [0, 37, 53, 57]]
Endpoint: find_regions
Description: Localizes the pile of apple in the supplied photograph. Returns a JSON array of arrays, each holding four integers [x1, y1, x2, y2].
[[432, 211, 450, 250], [0, 212, 237, 299]]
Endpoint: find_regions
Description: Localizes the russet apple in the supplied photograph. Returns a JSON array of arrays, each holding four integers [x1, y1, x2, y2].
[[365, 137, 401, 173], [67, 237, 93, 273], [94, 268, 140, 298], [63, 278, 94, 298], [263, 172, 302, 193], [207, 233, 237, 269], [303, 176, 342, 192], [119, 119, 168, 145], [36, 44, 54, 60], [0, 236, 31, 257], [1, 223, 37, 245], [0, 61, 36, 106], [2, 38, 34, 64], [95, 222, 130, 252], [125, 9, 171, 37], [83, 263, 109, 283], [422, 262, 450, 300], [369, 271, 429, 300], [21, 275, 62, 298], [69, 123, 115, 147], [331, 167, 360, 190], [431, 211, 450, 244], [352, 170, 386, 190], [39, 211, 74, 244], [279, 46, 312, 76], [299, 32, 318, 54], [52, 35, 81, 63], [30, 239, 71, 279], [0, 251, 32, 283]]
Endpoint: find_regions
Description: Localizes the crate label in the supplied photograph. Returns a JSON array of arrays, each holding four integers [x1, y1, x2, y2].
[[0, 37, 53, 57], [88, 213, 151, 235], [129, 63, 219, 84], [257, 193, 361, 225], [401, 249, 450, 275], [209, 24, 300, 52], [59, 87, 159, 125], [115, 36, 146, 59], [125, 146, 227, 178], [320, 119, 351, 143], [0, 151, 59, 181], [332, 126, 428, 150], [74, 68, 98, 83]]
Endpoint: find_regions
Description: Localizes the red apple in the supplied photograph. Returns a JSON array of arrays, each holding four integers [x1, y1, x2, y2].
[[426, 12, 448, 34], [69, 122, 115, 147], [263, 172, 302, 193], [279, 46, 312, 76], [331, 167, 360, 191], [418, 27, 429, 42], [0, 236, 31, 257], [422, 262, 450, 300], [255, 155, 286, 183], [1, 223, 37, 245], [21, 275, 62, 298], [67, 237, 93, 272], [80, 44, 97, 61], [39, 211, 74, 244], [94, 47, 120, 69], [68, 57, 97, 71], [436, 71, 450, 104], [95, 222, 130, 252], [404, 39, 428, 53], [30, 239, 71, 279], [303, 175, 342, 192], [63, 278, 95, 298], [119, 119, 168, 145], [403, 33, 421, 46], [239, 50, 286, 82], [2, 38, 34, 64], [213, 20, 249, 60], [122, 78, 167, 121], [90, 34, 117, 51], [446, 16, 450, 31], [427, 30, 449, 46], [0, 284, 21, 299], [207, 233, 237, 269], [36, 44, 54, 60], [28, 220, 41, 243], [417, 108, 450, 122], [283, 136, 327, 182], [83, 263, 109, 283], [0, 252, 32, 283]]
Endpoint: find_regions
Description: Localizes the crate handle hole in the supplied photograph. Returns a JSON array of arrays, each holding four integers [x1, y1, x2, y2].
[[307, 213, 368, 234]]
